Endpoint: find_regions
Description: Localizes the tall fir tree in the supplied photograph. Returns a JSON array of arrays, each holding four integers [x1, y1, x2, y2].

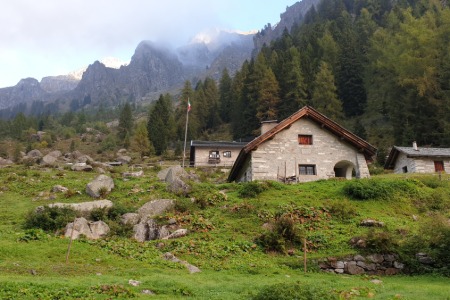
[[148, 94, 175, 155], [117, 102, 133, 142], [219, 68, 233, 123], [311, 61, 344, 121]]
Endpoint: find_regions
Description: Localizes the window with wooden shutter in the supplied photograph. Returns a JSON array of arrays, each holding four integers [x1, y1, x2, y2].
[[434, 161, 445, 172], [298, 134, 313, 145]]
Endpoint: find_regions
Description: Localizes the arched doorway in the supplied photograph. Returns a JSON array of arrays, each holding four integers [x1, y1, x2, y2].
[[334, 160, 355, 179]]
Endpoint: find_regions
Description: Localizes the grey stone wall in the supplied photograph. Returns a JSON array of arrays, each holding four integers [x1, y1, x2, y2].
[[393, 153, 450, 174], [249, 118, 370, 182]]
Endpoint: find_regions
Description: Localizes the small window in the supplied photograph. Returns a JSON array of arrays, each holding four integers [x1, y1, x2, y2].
[[402, 166, 408, 173], [223, 151, 231, 158], [299, 164, 316, 175], [209, 151, 220, 158], [434, 161, 445, 172], [298, 134, 313, 145]]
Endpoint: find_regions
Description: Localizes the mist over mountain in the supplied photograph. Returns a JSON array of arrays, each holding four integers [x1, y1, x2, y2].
[[0, 1, 317, 117]]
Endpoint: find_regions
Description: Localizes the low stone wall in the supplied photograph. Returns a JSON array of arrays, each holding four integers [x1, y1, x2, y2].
[[319, 254, 405, 275]]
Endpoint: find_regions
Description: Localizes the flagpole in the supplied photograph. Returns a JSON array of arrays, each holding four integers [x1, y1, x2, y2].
[[182, 98, 190, 168]]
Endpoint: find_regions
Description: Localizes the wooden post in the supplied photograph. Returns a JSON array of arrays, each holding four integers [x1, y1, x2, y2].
[[284, 161, 287, 183], [303, 237, 307, 273], [66, 217, 77, 264]]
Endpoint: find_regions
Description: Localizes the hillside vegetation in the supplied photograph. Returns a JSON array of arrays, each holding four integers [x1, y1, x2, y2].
[[1, 163, 449, 299]]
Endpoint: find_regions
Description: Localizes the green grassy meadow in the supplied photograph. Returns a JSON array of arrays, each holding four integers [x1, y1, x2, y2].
[[0, 164, 449, 299]]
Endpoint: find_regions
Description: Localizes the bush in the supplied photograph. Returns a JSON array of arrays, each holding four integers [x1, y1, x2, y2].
[[364, 228, 398, 253], [343, 178, 417, 200], [418, 188, 450, 211], [24, 206, 77, 232], [257, 214, 303, 253], [327, 199, 358, 221], [238, 181, 268, 198], [252, 282, 337, 300]]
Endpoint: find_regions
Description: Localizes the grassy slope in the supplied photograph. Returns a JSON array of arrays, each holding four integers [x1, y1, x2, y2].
[[0, 165, 449, 299]]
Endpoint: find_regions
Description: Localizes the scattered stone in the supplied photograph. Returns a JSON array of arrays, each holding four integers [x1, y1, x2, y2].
[[163, 252, 201, 274], [360, 219, 385, 227], [394, 261, 404, 269], [370, 279, 383, 285], [137, 199, 175, 218], [167, 218, 177, 225], [30, 269, 37, 275], [121, 213, 140, 226], [162, 229, 188, 240], [46, 200, 113, 214], [71, 162, 93, 172], [412, 215, 418, 221], [65, 217, 110, 240], [52, 185, 69, 193], [142, 290, 154, 295], [0, 157, 14, 166], [117, 149, 127, 155], [128, 280, 141, 287], [123, 170, 144, 177], [117, 155, 132, 165], [86, 175, 114, 198], [27, 149, 43, 158], [165, 166, 192, 195]]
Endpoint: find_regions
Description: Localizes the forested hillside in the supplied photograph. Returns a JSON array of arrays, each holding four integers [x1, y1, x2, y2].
[[1, 0, 449, 164], [223, 0, 450, 161]]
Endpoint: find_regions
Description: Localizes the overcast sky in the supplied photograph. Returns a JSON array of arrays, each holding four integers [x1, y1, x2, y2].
[[0, 0, 297, 88]]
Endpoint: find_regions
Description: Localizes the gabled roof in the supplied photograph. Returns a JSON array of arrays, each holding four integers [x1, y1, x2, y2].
[[228, 106, 377, 181], [384, 146, 450, 169]]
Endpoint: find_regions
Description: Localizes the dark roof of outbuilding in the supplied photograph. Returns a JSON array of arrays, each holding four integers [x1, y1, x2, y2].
[[384, 146, 450, 169], [228, 106, 377, 181], [190, 140, 247, 148]]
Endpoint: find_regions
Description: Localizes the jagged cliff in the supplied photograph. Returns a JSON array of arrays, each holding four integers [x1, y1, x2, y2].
[[253, 0, 321, 52]]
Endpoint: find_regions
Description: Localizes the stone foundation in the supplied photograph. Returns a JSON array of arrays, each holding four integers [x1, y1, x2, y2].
[[319, 254, 404, 275]]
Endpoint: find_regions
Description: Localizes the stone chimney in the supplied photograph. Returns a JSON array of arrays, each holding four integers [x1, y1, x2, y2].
[[413, 141, 418, 151], [261, 120, 278, 135]]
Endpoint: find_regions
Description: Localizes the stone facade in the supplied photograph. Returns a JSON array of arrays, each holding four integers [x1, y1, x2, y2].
[[236, 118, 370, 182], [393, 152, 450, 174], [190, 141, 247, 167]]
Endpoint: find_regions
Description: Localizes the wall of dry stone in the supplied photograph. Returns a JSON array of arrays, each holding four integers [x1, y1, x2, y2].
[[319, 254, 405, 275]]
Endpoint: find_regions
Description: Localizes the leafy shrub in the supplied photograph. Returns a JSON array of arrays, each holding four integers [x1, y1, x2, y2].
[[327, 199, 358, 221], [90, 207, 109, 221], [252, 282, 337, 300], [417, 188, 450, 211], [257, 214, 303, 253], [24, 206, 77, 232], [238, 181, 268, 198], [343, 178, 417, 200], [17, 229, 49, 242], [417, 176, 449, 189], [175, 198, 198, 213], [364, 228, 398, 253], [191, 183, 226, 209]]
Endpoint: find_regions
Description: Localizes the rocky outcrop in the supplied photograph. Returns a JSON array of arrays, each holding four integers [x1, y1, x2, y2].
[[40, 75, 79, 93], [65, 217, 110, 240], [253, 0, 320, 53], [41, 150, 62, 166], [86, 175, 114, 198]]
